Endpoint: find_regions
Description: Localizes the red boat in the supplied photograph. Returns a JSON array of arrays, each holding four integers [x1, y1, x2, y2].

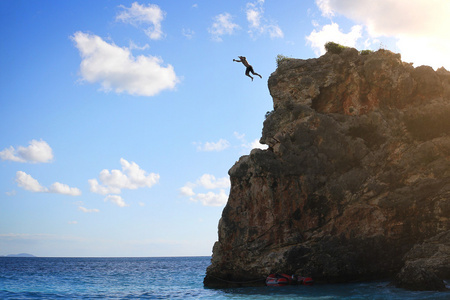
[[298, 276, 314, 285], [266, 273, 293, 286], [266, 273, 314, 286]]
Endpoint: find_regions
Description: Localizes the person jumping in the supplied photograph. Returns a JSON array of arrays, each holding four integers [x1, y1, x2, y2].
[[233, 56, 262, 81]]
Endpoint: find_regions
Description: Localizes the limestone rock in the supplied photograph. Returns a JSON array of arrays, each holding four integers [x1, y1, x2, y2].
[[204, 48, 450, 290]]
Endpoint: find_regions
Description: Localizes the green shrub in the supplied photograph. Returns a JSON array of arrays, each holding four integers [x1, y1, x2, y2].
[[360, 50, 373, 55], [276, 54, 291, 67], [324, 42, 347, 54]]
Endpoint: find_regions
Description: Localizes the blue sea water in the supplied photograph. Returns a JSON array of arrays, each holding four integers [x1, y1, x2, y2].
[[0, 256, 449, 299]]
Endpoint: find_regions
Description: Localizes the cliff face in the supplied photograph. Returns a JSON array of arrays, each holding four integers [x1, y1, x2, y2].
[[204, 48, 450, 290]]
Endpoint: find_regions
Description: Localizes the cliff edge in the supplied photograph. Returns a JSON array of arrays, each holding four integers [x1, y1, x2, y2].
[[204, 48, 450, 290]]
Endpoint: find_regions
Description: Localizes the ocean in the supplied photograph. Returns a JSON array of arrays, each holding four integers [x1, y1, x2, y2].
[[0, 256, 449, 299]]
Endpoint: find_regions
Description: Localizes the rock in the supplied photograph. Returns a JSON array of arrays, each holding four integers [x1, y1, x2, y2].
[[394, 264, 446, 291], [394, 230, 450, 291], [204, 48, 450, 290]]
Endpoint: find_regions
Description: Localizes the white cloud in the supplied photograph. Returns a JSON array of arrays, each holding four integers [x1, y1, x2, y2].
[[89, 158, 160, 195], [247, 1, 263, 28], [250, 138, 268, 150], [16, 171, 47, 193], [180, 185, 195, 197], [208, 13, 240, 42], [266, 25, 284, 39], [48, 182, 82, 196], [88, 179, 121, 195], [317, 0, 449, 37], [192, 189, 228, 207], [234, 132, 268, 151], [128, 41, 150, 51], [104, 195, 128, 207], [180, 174, 230, 207], [15, 171, 81, 196], [0, 140, 53, 163], [246, 0, 283, 39], [68, 221, 78, 225], [182, 28, 195, 39], [233, 132, 246, 140], [116, 2, 165, 40], [78, 206, 100, 213], [72, 31, 179, 97], [314, 0, 450, 69], [195, 139, 230, 152], [306, 22, 362, 56], [196, 174, 230, 189], [6, 190, 16, 196]]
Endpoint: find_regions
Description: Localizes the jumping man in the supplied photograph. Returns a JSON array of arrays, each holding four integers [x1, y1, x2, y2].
[[233, 56, 262, 81]]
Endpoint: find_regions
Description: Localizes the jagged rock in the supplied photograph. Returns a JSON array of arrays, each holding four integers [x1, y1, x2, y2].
[[204, 48, 450, 290], [394, 230, 450, 291], [394, 265, 445, 291]]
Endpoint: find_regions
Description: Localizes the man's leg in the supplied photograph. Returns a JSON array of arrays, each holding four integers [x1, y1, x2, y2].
[[246, 67, 254, 81], [251, 69, 262, 78]]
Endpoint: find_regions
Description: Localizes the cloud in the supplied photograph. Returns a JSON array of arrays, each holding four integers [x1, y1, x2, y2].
[[116, 2, 165, 40], [196, 174, 230, 189], [208, 13, 240, 42], [182, 28, 195, 39], [194, 139, 230, 152], [6, 190, 16, 196], [234, 132, 268, 151], [15, 171, 81, 196], [193, 190, 228, 207], [72, 31, 179, 96], [16, 171, 47, 193], [0, 140, 53, 163], [180, 174, 230, 207], [180, 185, 195, 197], [316, 0, 449, 37], [104, 195, 128, 207], [89, 158, 160, 195], [306, 22, 362, 56], [250, 139, 268, 150], [246, 0, 283, 39], [48, 182, 82, 196], [78, 206, 100, 213], [314, 0, 450, 69], [128, 41, 150, 51]]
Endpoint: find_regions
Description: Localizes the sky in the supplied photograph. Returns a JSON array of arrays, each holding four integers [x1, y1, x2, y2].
[[1, 0, 450, 257]]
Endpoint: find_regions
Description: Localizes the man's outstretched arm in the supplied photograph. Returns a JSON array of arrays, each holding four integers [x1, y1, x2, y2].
[[233, 58, 242, 62]]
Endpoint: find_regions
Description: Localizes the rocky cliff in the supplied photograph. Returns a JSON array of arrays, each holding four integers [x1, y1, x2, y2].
[[204, 48, 450, 290]]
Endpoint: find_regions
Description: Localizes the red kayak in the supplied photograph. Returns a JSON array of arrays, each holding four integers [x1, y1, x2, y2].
[[266, 273, 314, 286], [265, 274, 293, 286], [298, 276, 314, 285]]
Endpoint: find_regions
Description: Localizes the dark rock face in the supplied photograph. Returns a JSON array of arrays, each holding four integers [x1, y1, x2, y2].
[[204, 48, 450, 290], [394, 230, 450, 291]]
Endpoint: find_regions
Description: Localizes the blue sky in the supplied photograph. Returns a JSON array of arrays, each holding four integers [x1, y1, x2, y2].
[[1, 0, 449, 257]]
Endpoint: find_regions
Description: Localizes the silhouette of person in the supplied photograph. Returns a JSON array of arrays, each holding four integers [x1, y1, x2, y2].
[[233, 56, 262, 81]]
